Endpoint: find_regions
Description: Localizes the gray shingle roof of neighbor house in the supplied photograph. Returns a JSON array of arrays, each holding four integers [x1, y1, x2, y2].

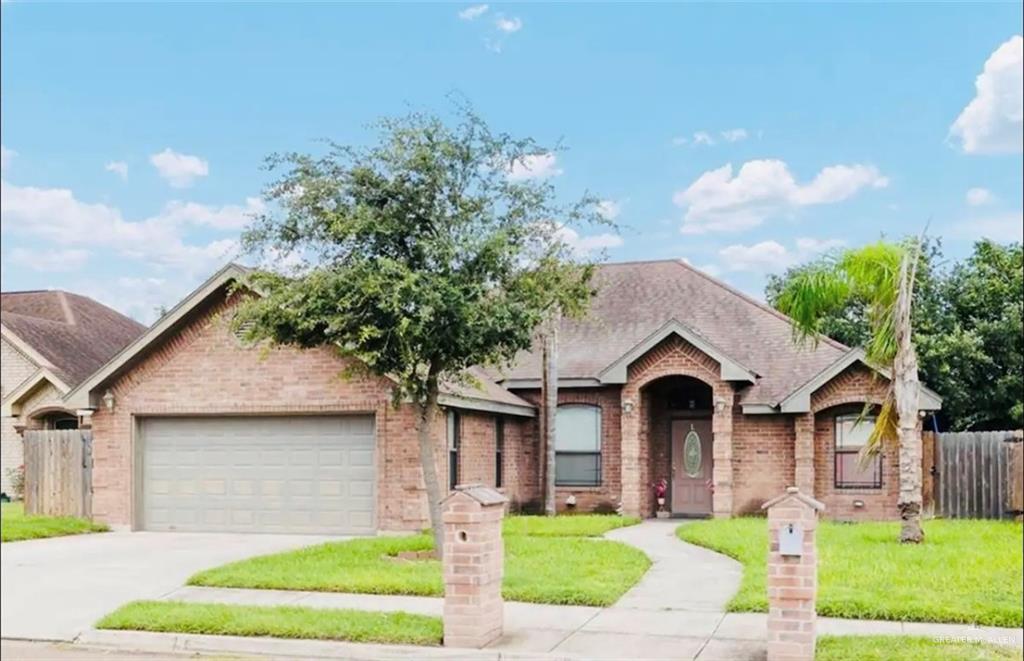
[[495, 259, 910, 409], [1, 290, 147, 388]]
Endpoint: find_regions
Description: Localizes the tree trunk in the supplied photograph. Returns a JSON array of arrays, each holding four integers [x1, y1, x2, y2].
[[894, 252, 925, 543], [416, 381, 446, 557], [542, 310, 559, 516]]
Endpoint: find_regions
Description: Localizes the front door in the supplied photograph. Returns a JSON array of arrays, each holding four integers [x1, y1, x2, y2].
[[671, 418, 713, 516]]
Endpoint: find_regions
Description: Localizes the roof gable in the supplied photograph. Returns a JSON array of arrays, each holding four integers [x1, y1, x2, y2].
[[64, 263, 535, 417], [779, 347, 943, 413], [598, 319, 757, 384]]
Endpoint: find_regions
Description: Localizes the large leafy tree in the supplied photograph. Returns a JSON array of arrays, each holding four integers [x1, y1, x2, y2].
[[775, 240, 927, 543], [933, 240, 1023, 430], [233, 109, 604, 555], [767, 239, 1024, 431]]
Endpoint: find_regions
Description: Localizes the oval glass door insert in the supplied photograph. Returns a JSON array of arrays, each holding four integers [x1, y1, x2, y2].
[[683, 429, 702, 478]]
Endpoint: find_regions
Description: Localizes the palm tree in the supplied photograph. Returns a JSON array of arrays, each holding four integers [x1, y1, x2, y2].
[[777, 239, 926, 543]]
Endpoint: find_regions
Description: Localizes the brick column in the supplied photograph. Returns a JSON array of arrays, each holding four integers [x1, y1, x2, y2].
[[441, 484, 507, 649], [762, 487, 825, 661], [620, 386, 642, 517], [711, 386, 734, 517], [794, 413, 815, 496]]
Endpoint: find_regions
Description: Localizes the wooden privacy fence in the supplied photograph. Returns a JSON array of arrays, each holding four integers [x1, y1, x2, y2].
[[23, 429, 93, 518], [933, 429, 1023, 520]]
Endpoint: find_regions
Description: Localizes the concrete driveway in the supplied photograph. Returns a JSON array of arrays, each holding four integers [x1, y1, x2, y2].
[[1, 531, 337, 642]]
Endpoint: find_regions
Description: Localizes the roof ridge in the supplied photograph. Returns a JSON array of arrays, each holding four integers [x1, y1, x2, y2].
[[57, 291, 77, 325], [670, 259, 849, 352], [596, 258, 685, 268]]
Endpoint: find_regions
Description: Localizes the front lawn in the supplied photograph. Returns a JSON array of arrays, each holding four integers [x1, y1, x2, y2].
[[96, 600, 442, 646], [1, 502, 109, 543], [816, 636, 1020, 661], [677, 518, 1023, 627], [190, 515, 648, 606], [503, 514, 641, 537]]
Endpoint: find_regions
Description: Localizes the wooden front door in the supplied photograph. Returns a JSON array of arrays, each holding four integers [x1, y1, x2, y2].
[[671, 418, 713, 515]]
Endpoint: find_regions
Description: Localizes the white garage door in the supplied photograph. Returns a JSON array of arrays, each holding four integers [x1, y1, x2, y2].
[[141, 416, 376, 534]]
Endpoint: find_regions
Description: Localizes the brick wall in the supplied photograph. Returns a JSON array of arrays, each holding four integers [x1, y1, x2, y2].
[[732, 413, 797, 515], [512, 386, 623, 513], [87, 288, 530, 532], [1, 337, 38, 495]]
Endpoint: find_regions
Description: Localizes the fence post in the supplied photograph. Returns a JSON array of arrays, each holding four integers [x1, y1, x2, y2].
[[441, 484, 507, 649], [763, 486, 825, 661], [1007, 432, 1023, 522]]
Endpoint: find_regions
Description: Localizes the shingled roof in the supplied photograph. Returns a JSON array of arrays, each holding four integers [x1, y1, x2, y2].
[[497, 259, 850, 408], [1, 290, 146, 388]]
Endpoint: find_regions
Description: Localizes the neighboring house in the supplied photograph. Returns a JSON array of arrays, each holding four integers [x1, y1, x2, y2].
[[1, 291, 146, 496], [61, 260, 941, 535]]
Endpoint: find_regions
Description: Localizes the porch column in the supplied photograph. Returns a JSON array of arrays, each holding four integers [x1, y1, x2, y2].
[[794, 413, 815, 495], [620, 385, 642, 517], [711, 386, 734, 518]]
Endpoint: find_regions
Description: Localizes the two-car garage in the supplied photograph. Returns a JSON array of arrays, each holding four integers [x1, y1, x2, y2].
[[139, 415, 376, 535]]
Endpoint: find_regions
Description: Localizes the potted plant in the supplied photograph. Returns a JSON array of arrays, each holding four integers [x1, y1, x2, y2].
[[653, 479, 669, 518]]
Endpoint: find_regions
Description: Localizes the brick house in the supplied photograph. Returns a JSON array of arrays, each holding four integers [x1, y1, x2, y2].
[[1, 290, 145, 496], [61, 260, 940, 533]]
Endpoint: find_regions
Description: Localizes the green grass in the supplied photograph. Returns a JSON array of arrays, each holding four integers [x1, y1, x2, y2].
[[502, 514, 641, 537], [677, 518, 1023, 627], [96, 600, 442, 646], [190, 515, 649, 607], [817, 636, 1021, 661], [1, 501, 108, 543]]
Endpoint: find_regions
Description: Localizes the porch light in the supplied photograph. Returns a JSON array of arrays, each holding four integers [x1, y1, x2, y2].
[[714, 397, 727, 413], [102, 390, 115, 412], [621, 399, 635, 414]]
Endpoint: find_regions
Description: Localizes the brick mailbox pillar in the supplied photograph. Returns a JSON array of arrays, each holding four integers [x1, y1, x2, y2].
[[441, 484, 507, 649], [762, 486, 825, 661]]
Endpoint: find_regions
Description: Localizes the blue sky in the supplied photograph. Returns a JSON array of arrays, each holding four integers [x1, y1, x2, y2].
[[2, 3, 1021, 322]]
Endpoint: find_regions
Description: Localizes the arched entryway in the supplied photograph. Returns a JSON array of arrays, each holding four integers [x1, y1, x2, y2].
[[643, 375, 715, 516]]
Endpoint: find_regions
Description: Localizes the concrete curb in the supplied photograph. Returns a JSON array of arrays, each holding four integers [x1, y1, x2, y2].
[[74, 629, 584, 660]]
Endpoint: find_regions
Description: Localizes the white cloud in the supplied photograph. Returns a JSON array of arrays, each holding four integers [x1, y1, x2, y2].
[[155, 197, 265, 231], [950, 35, 1023, 154], [495, 15, 522, 33], [458, 4, 488, 20], [8, 247, 90, 272], [692, 131, 715, 146], [507, 153, 563, 181], [149, 148, 209, 188], [718, 237, 844, 273], [673, 159, 889, 234], [554, 224, 623, 258], [720, 128, 749, 143], [78, 276, 193, 324], [105, 161, 128, 180], [966, 187, 995, 206], [596, 199, 622, 221], [671, 136, 689, 146], [0, 145, 14, 172], [0, 180, 239, 277], [950, 212, 1024, 243]]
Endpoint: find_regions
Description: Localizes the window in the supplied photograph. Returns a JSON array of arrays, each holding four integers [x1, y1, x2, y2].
[[495, 417, 505, 488], [834, 414, 882, 489], [447, 410, 460, 491], [555, 405, 601, 486]]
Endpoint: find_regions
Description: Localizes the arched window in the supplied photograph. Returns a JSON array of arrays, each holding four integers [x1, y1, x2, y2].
[[555, 405, 601, 486]]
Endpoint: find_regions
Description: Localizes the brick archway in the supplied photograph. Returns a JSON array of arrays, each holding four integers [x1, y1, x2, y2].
[[619, 336, 735, 518]]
